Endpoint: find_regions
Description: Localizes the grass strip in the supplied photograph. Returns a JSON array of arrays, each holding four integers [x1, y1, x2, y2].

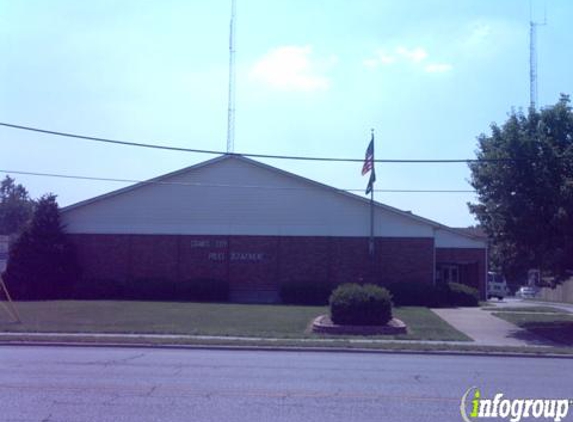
[[482, 306, 570, 314]]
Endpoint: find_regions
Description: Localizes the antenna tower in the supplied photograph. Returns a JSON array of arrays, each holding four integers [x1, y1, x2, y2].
[[529, 1, 546, 110], [226, 0, 237, 154]]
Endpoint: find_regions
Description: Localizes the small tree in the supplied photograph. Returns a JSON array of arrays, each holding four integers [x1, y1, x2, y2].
[[469, 95, 573, 283], [0, 176, 34, 235], [4, 194, 79, 299]]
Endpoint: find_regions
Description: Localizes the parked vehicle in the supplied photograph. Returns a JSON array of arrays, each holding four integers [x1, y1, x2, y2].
[[487, 272, 510, 300], [516, 286, 538, 299]]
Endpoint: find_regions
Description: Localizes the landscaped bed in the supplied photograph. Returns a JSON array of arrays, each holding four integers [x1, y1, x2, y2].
[[0, 300, 470, 341]]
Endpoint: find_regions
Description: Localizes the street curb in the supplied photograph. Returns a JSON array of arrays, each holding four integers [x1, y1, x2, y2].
[[1, 339, 572, 359]]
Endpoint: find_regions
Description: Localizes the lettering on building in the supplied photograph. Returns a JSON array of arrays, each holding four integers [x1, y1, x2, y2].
[[207, 251, 265, 262], [208, 252, 226, 261], [231, 252, 264, 262], [190, 240, 228, 248]]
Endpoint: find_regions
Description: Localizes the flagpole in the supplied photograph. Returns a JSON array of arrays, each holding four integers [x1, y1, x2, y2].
[[369, 187, 374, 256], [369, 129, 375, 258]]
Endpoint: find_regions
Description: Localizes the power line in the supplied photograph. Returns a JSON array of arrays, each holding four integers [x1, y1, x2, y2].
[[0, 169, 476, 194], [0, 121, 512, 164]]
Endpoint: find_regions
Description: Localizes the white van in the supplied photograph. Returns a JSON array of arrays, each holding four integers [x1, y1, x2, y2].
[[487, 272, 510, 300]]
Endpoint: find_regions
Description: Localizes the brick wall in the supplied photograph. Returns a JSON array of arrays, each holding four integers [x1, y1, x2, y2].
[[69, 234, 440, 302]]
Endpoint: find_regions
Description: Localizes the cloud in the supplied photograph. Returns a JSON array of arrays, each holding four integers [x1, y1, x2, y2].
[[364, 20, 518, 76], [250, 45, 335, 92], [457, 20, 521, 60], [396, 46, 428, 63], [363, 58, 380, 69], [377, 50, 398, 64], [363, 50, 397, 68], [363, 46, 428, 68], [364, 46, 432, 67], [465, 23, 492, 48], [364, 45, 451, 74], [424, 63, 453, 73]]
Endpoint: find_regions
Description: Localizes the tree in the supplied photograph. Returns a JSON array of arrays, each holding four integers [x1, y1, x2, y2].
[[4, 194, 79, 299], [0, 176, 34, 235], [469, 95, 573, 283]]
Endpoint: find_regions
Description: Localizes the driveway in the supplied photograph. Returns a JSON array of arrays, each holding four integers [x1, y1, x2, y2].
[[431, 307, 557, 347]]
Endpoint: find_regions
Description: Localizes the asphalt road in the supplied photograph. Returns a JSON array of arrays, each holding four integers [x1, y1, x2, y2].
[[0, 346, 571, 422]]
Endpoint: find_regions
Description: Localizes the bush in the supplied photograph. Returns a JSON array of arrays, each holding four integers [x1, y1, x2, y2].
[[177, 278, 229, 302], [124, 278, 177, 301], [385, 281, 479, 308], [73, 277, 173, 301], [329, 283, 392, 326], [73, 278, 125, 300], [447, 282, 479, 307], [279, 281, 333, 305], [73, 277, 229, 302], [386, 281, 446, 307]]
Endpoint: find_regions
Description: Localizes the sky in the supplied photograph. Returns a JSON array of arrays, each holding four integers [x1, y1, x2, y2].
[[1, 0, 572, 227]]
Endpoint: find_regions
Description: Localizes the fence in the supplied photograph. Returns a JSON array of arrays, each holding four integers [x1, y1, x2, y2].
[[539, 278, 573, 304]]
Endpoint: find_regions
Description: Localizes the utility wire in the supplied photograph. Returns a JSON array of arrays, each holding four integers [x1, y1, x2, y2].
[[0, 121, 509, 164], [0, 169, 476, 194]]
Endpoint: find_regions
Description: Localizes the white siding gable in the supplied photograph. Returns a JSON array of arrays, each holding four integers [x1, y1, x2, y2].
[[435, 229, 487, 248], [63, 156, 437, 238]]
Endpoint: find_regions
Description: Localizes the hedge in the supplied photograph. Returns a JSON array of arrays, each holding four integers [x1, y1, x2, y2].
[[446, 282, 479, 307], [73, 277, 229, 302], [385, 281, 479, 307], [385, 281, 445, 307], [73, 278, 126, 300], [279, 280, 333, 305], [329, 283, 393, 326], [177, 278, 229, 302]]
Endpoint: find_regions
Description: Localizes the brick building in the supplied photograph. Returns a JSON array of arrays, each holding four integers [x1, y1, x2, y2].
[[62, 155, 487, 302]]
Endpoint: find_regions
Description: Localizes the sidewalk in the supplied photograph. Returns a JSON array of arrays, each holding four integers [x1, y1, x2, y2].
[[431, 307, 557, 347]]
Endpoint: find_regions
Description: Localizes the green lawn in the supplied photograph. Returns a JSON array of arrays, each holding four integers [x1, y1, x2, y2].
[[0, 301, 470, 341], [483, 306, 569, 314], [392, 307, 471, 341], [493, 311, 573, 346]]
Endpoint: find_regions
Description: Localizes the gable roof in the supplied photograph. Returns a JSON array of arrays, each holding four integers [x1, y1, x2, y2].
[[453, 227, 488, 239], [62, 154, 482, 242]]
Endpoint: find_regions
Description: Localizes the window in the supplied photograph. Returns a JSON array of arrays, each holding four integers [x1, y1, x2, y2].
[[436, 264, 459, 284]]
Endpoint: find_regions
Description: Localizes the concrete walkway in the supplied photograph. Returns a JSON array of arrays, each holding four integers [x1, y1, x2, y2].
[[432, 307, 557, 347]]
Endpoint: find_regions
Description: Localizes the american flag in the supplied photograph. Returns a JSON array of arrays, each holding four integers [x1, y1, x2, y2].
[[361, 134, 374, 176]]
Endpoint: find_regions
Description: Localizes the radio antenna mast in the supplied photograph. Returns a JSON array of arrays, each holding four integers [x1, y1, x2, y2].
[[226, 0, 237, 154], [529, 0, 547, 110]]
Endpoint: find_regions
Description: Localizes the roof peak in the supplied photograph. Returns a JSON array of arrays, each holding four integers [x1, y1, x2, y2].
[[60, 154, 480, 241]]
